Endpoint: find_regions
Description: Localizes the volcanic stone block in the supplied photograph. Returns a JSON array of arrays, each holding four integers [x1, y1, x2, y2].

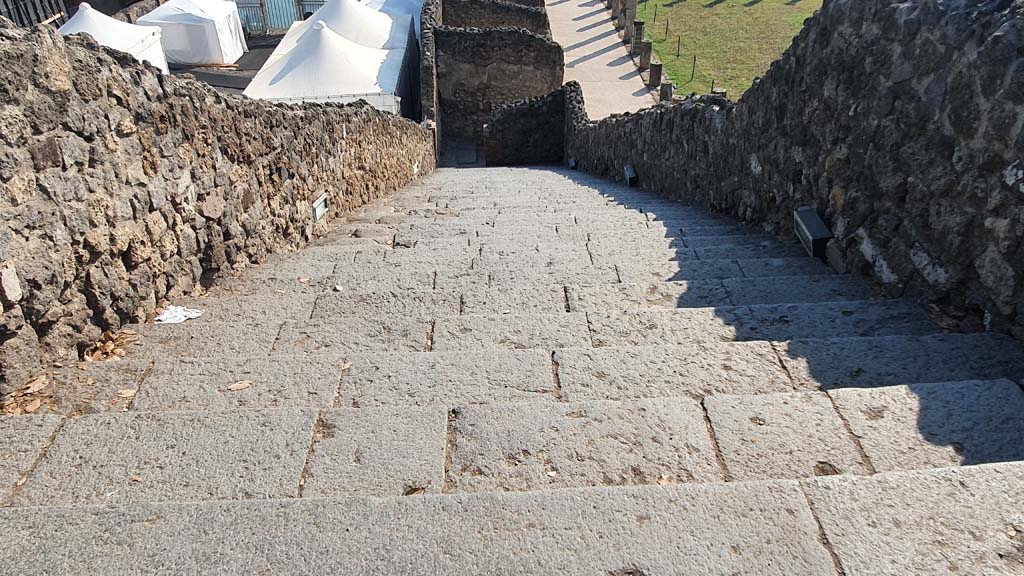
[[805, 462, 1024, 575], [136, 357, 345, 411], [303, 406, 446, 497], [447, 398, 721, 492], [555, 342, 793, 401], [830, 379, 1024, 472], [433, 313, 591, 350], [0, 414, 62, 499], [460, 285, 567, 314], [313, 289, 460, 319], [704, 391, 870, 480], [567, 281, 729, 311], [15, 408, 317, 506], [274, 318, 430, 354], [340, 350, 556, 407]]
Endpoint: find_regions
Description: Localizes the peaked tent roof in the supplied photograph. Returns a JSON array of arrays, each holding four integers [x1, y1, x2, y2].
[[59, 2, 168, 73], [138, 0, 239, 25], [243, 21, 403, 102], [279, 0, 413, 51], [60, 2, 158, 54]]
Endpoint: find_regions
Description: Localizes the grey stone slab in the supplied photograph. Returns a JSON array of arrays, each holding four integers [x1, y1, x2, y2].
[[136, 357, 344, 411], [274, 318, 430, 354], [297, 243, 377, 263], [242, 258, 337, 282], [209, 276, 330, 296], [183, 293, 317, 323], [681, 224, 763, 236], [313, 288, 460, 319], [723, 275, 877, 305], [433, 313, 591, 351], [400, 237, 473, 251], [304, 406, 446, 498], [460, 285, 567, 314], [589, 247, 700, 264], [555, 342, 793, 401], [589, 236, 688, 253], [383, 246, 478, 266], [831, 379, 1024, 472], [0, 414, 62, 499], [341, 350, 556, 408], [448, 398, 722, 492], [46, 358, 153, 414], [476, 225, 561, 239], [476, 252, 593, 270], [615, 259, 744, 282], [682, 234, 785, 248], [480, 244, 590, 259], [777, 333, 1024, 390], [15, 408, 317, 506], [719, 300, 936, 342], [433, 269, 491, 290], [737, 257, 835, 277], [805, 462, 1024, 576], [0, 478, 833, 574], [133, 321, 279, 358], [488, 265, 619, 287], [332, 267, 435, 291], [694, 243, 808, 260], [705, 391, 870, 481], [587, 308, 735, 346], [334, 223, 398, 241], [567, 281, 730, 311]]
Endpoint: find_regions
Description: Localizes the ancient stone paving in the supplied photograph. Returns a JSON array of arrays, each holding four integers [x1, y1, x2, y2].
[[2, 167, 1024, 574]]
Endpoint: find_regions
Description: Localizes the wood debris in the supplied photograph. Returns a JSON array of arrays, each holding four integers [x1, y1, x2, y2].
[[227, 380, 253, 391], [85, 329, 139, 362], [1, 374, 52, 415]]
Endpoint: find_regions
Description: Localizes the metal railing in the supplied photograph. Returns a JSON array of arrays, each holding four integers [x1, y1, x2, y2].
[[1, 0, 69, 26]]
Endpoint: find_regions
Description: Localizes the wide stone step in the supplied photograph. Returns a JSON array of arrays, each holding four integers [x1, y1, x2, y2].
[[777, 332, 1024, 389], [587, 300, 936, 346], [613, 257, 833, 282]]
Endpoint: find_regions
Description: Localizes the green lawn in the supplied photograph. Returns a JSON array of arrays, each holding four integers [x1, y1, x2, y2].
[[636, 0, 822, 98]]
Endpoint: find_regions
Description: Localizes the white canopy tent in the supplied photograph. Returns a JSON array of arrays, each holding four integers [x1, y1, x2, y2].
[[243, 21, 406, 114], [59, 3, 169, 73], [277, 0, 414, 52], [137, 0, 248, 65]]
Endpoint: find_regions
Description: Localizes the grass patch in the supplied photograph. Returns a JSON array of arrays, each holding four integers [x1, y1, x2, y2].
[[636, 0, 822, 98]]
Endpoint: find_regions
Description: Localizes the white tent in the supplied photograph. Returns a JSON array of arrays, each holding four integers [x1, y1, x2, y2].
[[277, 0, 413, 51], [362, 0, 423, 37], [243, 21, 405, 114], [137, 0, 248, 65], [59, 2, 169, 73]]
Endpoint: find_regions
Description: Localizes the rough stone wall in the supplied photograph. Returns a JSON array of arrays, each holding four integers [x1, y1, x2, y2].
[[562, 0, 1024, 338], [111, 0, 160, 23], [436, 26, 563, 140], [420, 0, 442, 132], [484, 87, 566, 165], [442, 0, 550, 37], [0, 24, 436, 390]]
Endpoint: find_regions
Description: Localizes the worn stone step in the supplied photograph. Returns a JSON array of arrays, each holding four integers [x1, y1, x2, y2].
[[11, 408, 318, 507], [614, 257, 833, 282], [722, 275, 878, 305], [433, 313, 591, 351], [273, 317, 430, 355], [0, 476, 844, 574], [587, 300, 936, 346], [554, 341, 794, 401], [777, 332, 1024, 389], [312, 288, 460, 319], [0, 415, 63, 501], [447, 398, 723, 493]]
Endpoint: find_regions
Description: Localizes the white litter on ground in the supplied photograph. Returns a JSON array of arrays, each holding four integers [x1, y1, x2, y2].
[[155, 306, 204, 324]]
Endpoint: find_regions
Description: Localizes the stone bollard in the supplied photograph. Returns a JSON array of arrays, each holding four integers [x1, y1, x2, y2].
[[639, 40, 653, 69], [659, 82, 674, 102], [646, 61, 662, 87], [631, 20, 645, 55], [623, 0, 637, 41]]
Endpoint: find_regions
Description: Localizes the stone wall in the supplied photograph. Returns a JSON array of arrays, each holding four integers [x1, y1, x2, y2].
[[484, 87, 567, 165], [561, 0, 1024, 338], [442, 0, 550, 37], [435, 26, 563, 140], [111, 0, 159, 23], [0, 23, 436, 390]]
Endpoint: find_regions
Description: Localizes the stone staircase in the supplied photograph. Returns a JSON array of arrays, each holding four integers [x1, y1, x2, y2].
[[3, 167, 1024, 574]]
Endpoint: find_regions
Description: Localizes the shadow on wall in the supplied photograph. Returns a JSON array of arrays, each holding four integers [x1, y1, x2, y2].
[[554, 166, 1024, 476]]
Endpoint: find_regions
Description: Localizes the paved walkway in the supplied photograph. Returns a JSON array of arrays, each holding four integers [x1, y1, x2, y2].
[[2, 167, 1024, 573], [547, 0, 657, 118]]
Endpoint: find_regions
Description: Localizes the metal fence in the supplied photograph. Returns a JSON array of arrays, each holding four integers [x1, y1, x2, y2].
[[0, 0, 69, 26], [232, 0, 326, 32]]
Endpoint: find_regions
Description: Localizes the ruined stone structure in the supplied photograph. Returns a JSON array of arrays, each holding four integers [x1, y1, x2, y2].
[[489, 0, 1024, 340], [0, 24, 435, 390], [419, 0, 563, 142]]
